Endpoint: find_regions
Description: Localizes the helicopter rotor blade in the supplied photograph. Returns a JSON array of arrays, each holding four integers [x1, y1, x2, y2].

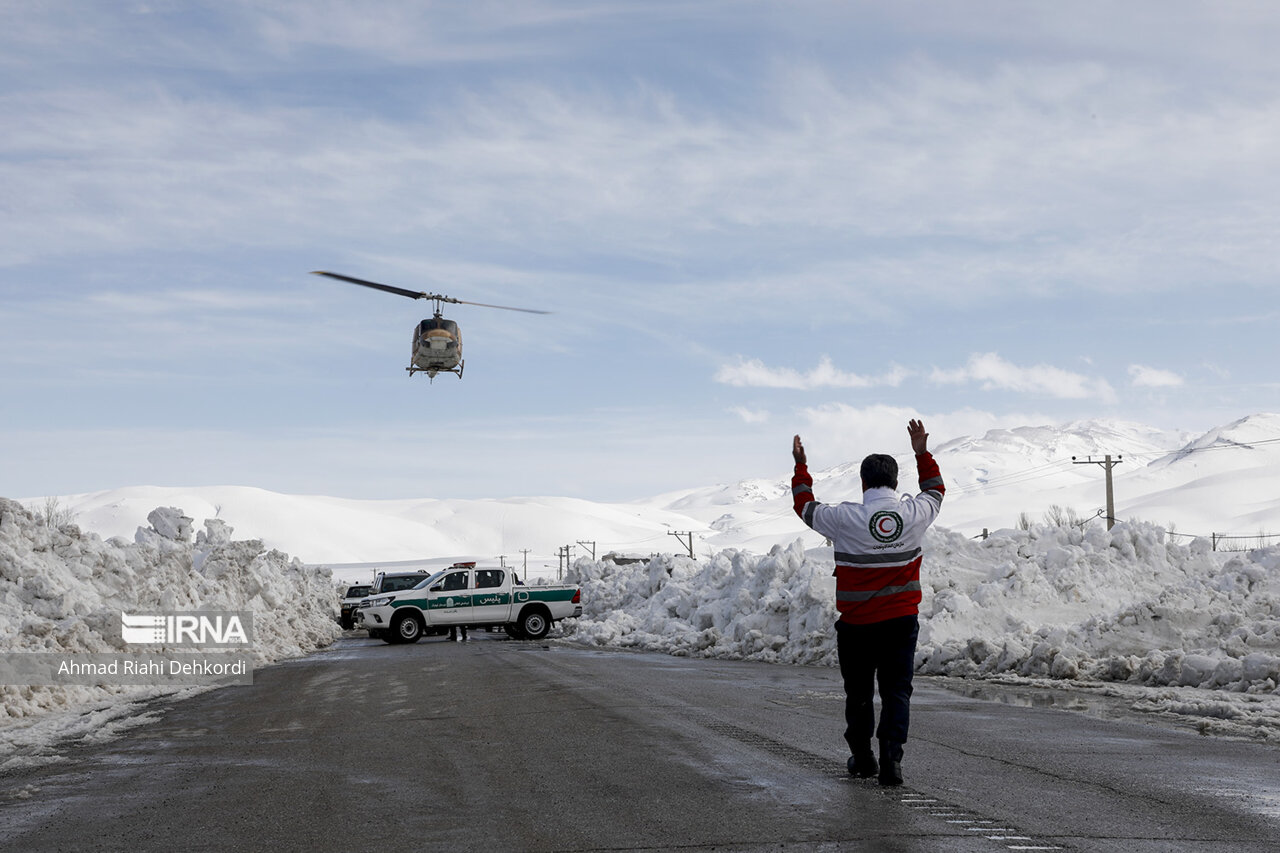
[[451, 298, 551, 315], [312, 270, 549, 314], [311, 271, 430, 301]]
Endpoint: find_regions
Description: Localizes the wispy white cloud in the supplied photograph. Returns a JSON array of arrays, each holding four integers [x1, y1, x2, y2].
[[715, 356, 911, 390], [1128, 364, 1184, 388], [930, 353, 1116, 402], [248, 0, 692, 64], [86, 289, 299, 314], [729, 406, 771, 424], [717, 351, 1158, 406]]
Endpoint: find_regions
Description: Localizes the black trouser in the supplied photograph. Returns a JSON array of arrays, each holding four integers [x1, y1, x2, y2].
[[835, 614, 919, 762]]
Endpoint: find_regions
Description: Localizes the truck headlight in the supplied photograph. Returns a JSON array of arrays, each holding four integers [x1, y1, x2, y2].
[[369, 596, 396, 608]]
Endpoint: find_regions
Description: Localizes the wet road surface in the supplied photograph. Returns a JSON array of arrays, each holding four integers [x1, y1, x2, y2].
[[2, 631, 1278, 851]]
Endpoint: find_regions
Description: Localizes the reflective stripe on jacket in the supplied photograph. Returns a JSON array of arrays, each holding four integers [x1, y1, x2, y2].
[[792, 454, 944, 625]]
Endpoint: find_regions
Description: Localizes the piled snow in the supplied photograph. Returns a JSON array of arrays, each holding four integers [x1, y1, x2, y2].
[[0, 498, 339, 764], [564, 521, 1280, 740], [916, 523, 1279, 694], [567, 542, 835, 666]]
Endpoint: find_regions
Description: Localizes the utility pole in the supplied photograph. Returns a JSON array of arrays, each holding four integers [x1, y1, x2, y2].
[[576, 540, 597, 561], [1072, 455, 1123, 530], [516, 548, 530, 584], [668, 531, 694, 559], [557, 545, 575, 579]]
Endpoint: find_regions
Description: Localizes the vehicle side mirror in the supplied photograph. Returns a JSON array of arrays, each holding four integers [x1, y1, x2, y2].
[[430, 585, 442, 592]]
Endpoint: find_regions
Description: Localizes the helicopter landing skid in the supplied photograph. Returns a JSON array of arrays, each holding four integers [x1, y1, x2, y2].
[[407, 360, 464, 380]]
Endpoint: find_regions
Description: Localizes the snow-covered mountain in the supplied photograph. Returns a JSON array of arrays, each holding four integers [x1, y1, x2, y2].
[[640, 414, 1280, 552], [42, 487, 700, 577], [31, 414, 1280, 579]]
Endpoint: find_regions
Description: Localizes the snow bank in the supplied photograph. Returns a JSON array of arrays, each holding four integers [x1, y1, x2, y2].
[[0, 498, 339, 760], [565, 521, 1279, 732], [916, 523, 1279, 693], [568, 542, 839, 665]]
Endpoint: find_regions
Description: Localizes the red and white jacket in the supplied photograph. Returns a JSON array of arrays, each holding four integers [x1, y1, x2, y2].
[[792, 454, 944, 625]]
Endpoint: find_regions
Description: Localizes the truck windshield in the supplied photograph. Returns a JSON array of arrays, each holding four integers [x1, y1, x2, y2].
[[413, 570, 447, 590]]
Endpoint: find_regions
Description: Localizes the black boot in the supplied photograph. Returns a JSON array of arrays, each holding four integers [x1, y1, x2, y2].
[[847, 749, 878, 778], [878, 740, 904, 786]]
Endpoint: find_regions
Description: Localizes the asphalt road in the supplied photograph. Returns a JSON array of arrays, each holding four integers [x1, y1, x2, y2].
[[2, 631, 1278, 852]]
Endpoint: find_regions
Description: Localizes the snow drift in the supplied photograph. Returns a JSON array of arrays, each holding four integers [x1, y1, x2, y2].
[[566, 522, 1280, 693], [0, 498, 339, 764]]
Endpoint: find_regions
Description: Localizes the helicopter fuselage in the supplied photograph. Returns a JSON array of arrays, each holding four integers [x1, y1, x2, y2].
[[410, 316, 463, 378]]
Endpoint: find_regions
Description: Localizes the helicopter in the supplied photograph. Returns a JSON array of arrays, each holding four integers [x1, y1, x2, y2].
[[312, 271, 548, 379]]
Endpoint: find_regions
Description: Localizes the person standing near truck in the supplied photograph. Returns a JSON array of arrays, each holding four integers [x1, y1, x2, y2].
[[791, 419, 944, 785]]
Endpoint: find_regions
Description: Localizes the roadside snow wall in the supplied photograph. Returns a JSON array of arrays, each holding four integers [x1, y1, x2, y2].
[[0, 498, 340, 728], [565, 521, 1280, 696]]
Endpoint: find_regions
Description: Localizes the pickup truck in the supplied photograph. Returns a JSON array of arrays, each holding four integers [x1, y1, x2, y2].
[[339, 584, 372, 630], [356, 564, 582, 643]]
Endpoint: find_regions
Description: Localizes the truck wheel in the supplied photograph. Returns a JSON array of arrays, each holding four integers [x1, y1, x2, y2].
[[517, 607, 551, 641], [390, 613, 423, 644]]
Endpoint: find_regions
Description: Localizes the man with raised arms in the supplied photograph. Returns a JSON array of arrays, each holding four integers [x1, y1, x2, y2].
[[791, 419, 945, 785]]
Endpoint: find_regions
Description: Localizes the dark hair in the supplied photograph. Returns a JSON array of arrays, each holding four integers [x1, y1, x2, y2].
[[860, 453, 898, 490]]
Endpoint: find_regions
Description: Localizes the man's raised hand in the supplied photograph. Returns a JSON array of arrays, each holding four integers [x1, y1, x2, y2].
[[792, 435, 807, 465], [908, 419, 929, 455]]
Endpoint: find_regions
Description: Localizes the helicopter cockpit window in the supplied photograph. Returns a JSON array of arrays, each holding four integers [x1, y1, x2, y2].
[[475, 570, 504, 589], [419, 318, 459, 334]]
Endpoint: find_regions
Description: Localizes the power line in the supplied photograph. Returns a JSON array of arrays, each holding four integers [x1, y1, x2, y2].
[[608, 532, 675, 549], [948, 460, 1076, 496], [1169, 435, 1280, 457], [1165, 530, 1280, 550]]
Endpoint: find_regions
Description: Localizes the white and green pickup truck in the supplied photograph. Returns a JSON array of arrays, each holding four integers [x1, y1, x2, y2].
[[356, 563, 582, 643]]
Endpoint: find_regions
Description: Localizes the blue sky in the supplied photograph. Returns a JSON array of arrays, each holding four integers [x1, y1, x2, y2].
[[3, 1, 1278, 502]]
